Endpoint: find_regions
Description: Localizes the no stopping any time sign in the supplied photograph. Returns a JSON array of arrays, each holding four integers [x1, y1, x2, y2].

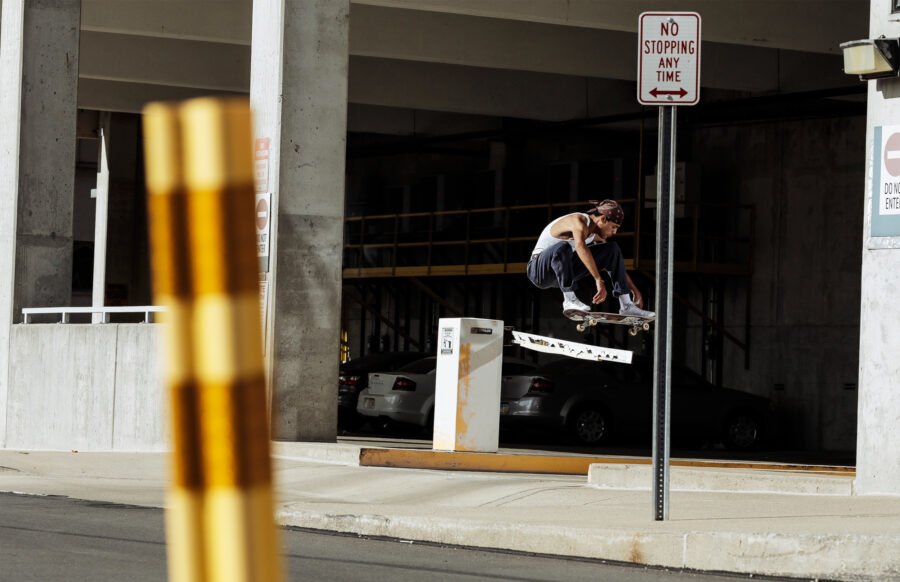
[[638, 12, 701, 106]]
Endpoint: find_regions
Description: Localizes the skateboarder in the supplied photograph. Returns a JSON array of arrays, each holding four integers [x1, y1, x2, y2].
[[526, 199, 655, 319]]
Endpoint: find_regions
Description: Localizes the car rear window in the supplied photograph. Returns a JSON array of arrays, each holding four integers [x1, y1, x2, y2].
[[397, 357, 437, 374]]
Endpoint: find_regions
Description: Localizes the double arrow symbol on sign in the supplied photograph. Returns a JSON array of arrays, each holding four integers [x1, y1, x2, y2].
[[649, 88, 689, 98]]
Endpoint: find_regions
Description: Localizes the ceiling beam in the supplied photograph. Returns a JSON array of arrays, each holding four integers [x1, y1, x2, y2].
[[349, 57, 638, 121], [351, 5, 851, 92], [81, 0, 252, 44], [81, 0, 867, 56], [76, 1, 858, 117], [353, 0, 867, 55], [79, 30, 249, 92], [78, 78, 244, 114]]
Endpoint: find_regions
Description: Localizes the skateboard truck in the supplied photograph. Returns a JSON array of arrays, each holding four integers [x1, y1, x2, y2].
[[566, 310, 654, 336], [576, 317, 652, 336]]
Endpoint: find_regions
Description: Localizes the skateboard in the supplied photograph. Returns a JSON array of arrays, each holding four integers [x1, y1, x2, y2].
[[564, 309, 654, 336]]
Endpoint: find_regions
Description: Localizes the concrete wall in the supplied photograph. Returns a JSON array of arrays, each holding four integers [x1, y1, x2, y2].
[[854, 0, 900, 495], [684, 116, 866, 452], [0, 0, 26, 450], [4, 324, 165, 451]]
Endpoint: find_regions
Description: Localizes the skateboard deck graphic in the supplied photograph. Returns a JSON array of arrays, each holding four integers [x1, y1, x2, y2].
[[563, 309, 654, 336]]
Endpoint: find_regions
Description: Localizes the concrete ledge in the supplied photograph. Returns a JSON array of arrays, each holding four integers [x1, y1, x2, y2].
[[356, 446, 855, 479], [588, 463, 856, 495], [276, 508, 900, 581], [359, 448, 617, 474], [271, 441, 363, 465]]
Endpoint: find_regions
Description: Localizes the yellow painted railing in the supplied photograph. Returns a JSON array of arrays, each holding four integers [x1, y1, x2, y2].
[[342, 199, 753, 279]]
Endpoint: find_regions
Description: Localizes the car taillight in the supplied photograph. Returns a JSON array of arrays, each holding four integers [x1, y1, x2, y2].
[[392, 378, 416, 391], [339, 375, 361, 386], [527, 378, 554, 394]]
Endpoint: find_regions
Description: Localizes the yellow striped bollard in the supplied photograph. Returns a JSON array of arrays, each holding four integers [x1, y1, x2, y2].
[[144, 97, 282, 582]]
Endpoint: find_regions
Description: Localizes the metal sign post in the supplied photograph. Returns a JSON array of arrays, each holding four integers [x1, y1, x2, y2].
[[652, 105, 676, 521], [638, 11, 701, 521]]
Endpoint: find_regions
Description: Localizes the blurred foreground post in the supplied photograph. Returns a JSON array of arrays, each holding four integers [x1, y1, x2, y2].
[[144, 97, 282, 582]]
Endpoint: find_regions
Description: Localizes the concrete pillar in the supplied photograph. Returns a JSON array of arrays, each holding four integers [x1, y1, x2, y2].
[[854, 0, 900, 495], [0, 0, 25, 448], [0, 0, 80, 446], [251, 0, 350, 440]]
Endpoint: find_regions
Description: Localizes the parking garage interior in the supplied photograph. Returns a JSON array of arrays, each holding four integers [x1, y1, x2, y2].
[[4, 1, 880, 465], [71, 87, 867, 458]]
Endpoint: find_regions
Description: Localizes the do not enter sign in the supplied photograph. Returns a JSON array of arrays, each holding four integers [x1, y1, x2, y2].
[[256, 197, 269, 230], [638, 12, 701, 106], [880, 128, 900, 216], [872, 125, 900, 239], [884, 132, 900, 179], [255, 192, 271, 269]]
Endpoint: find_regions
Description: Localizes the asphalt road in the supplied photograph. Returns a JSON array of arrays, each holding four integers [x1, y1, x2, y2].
[[0, 492, 804, 582]]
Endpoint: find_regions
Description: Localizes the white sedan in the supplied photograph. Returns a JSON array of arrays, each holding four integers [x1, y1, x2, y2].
[[357, 356, 536, 432]]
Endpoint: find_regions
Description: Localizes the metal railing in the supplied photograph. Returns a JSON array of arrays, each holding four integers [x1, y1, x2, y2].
[[343, 199, 753, 278], [343, 200, 639, 278], [22, 306, 164, 324]]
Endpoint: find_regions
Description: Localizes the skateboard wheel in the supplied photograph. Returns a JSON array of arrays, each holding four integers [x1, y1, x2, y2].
[[576, 324, 586, 332], [642, 322, 651, 331], [589, 319, 598, 327], [629, 327, 639, 336]]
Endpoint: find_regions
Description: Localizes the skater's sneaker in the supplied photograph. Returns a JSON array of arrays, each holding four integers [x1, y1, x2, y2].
[[619, 304, 655, 318], [562, 296, 592, 320]]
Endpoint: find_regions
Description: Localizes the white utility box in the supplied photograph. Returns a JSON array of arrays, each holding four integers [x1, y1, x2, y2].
[[433, 318, 504, 452]]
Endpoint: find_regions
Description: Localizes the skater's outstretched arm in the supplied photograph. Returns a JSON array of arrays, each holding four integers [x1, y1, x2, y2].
[[555, 214, 607, 304]]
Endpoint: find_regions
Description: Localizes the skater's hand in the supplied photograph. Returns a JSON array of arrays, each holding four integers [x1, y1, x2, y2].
[[592, 278, 607, 305]]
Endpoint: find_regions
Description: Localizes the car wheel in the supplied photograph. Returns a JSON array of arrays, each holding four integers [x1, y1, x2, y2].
[[568, 406, 611, 445], [724, 411, 763, 450]]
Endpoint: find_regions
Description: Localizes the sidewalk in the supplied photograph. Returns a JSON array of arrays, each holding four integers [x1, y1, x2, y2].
[[1, 441, 898, 582]]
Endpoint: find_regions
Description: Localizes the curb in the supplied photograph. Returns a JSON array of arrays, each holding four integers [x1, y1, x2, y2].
[[275, 507, 899, 582], [271, 442, 363, 465]]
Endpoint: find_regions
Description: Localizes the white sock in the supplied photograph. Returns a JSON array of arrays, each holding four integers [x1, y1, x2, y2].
[[618, 294, 634, 309], [563, 290, 579, 302]]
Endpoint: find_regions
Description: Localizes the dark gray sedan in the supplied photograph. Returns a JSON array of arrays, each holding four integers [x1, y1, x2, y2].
[[500, 356, 778, 450]]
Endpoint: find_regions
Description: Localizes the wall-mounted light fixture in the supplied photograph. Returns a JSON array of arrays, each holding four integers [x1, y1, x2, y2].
[[840, 37, 900, 80]]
